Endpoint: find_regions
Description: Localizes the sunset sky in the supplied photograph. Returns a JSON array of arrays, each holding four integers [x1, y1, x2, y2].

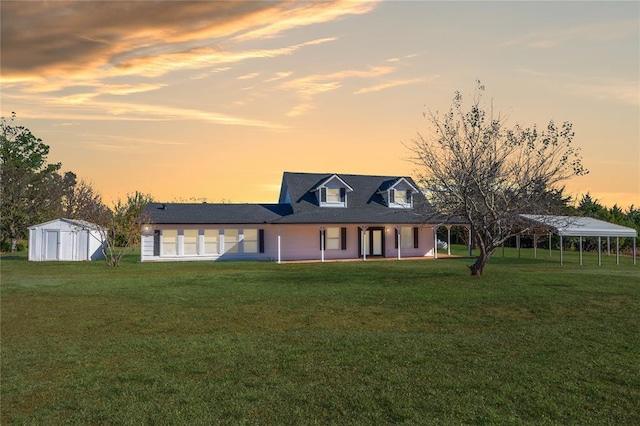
[[1, 1, 638, 208]]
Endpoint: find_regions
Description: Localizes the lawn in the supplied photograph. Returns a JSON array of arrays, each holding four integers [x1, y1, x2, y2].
[[2, 247, 639, 425]]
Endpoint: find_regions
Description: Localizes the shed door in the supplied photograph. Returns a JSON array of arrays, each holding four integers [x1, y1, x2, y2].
[[44, 230, 59, 260], [77, 232, 89, 261]]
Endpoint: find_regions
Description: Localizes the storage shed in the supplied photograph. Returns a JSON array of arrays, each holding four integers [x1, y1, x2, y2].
[[28, 219, 106, 261]]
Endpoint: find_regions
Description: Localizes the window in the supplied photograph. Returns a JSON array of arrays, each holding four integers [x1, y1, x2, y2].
[[401, 227, 413, 249], [394, 189, 412, 205], [162, 230, 178, 256], [223, 229, 238, 254], [204, 230, 219, 254], [326, 188, 341, 203], [400, 226, 419, 248], [243, 229, 258, 253], [326, 227, 341, 250], [183, 230, 199, 255], [321, 227, 347, 250], [319, 186, 346, 207]]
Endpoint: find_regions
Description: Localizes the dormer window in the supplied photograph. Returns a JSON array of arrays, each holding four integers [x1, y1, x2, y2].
[[323, 187, 345, 204], [383, 177, 418, 209], [313, 174, 353, 208], [392, 189, 412, 206]]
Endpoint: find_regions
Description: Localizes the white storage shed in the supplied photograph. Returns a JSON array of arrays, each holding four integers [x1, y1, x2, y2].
[[28, 219, 106, 261]]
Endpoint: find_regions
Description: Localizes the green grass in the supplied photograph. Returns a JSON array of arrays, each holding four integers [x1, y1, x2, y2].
[[2, 247, 639, 425]]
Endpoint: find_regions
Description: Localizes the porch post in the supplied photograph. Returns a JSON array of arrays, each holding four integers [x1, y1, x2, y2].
[[277, 226, 281, 264], [363, 227, 368, 261], [433, 226, 438, 259], [396, 226, 401, 260], [320, 226, 325, 263]]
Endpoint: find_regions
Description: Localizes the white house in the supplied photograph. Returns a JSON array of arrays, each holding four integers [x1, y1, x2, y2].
[[28, 219, 106, 262], [140, 172, 467, 263]]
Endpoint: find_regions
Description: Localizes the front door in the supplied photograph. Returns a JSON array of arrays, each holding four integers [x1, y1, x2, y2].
[[359, 228, 385, 257]]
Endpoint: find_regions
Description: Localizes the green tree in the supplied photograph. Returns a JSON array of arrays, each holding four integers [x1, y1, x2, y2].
[[1, 113, 61, 251], [89, 192, 153, 266], [577, 193, 607, 220], [408, 82, 587, 276]]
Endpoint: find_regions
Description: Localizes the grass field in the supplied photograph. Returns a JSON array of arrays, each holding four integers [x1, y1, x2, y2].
[[2, 247, 639, 424]]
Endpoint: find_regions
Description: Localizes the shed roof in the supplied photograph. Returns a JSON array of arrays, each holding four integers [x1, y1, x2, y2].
[[521, 215, 637, 238], [28, 218, 104, 231]]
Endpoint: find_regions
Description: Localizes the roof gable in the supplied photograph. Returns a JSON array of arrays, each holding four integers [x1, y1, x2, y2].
[[312, 174, 354, 192]]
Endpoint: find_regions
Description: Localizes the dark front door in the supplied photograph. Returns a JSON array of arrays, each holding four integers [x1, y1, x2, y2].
[[359, 227, 385, 257]]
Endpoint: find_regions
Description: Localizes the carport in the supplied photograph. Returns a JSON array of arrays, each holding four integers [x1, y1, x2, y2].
[[521, 215, 637, 266]]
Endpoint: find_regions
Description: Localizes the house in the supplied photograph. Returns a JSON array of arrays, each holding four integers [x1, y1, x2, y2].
[[140, 172, 467, 263], [28, 219, 106, 262]]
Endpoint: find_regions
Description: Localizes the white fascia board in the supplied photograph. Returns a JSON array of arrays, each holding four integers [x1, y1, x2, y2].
[[311, 174, 354, 192], [389, 177, 418, 192]]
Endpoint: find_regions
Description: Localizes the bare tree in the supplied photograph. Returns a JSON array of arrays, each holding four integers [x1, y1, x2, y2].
[[80, 191, 153, 266], [408, 81, 587, 276]]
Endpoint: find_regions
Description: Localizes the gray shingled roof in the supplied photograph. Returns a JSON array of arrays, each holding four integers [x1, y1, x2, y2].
[[144, 203, 291, 224], [275, 172, 436, 224], [144, 172, 464, 225]]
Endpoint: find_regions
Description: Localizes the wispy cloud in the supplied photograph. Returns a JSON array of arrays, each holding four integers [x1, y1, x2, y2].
[[279, 65, 396, 116], [386, 52, 423, 63], [286, 103, 315, 117], [515, 69, 639, 107], [3, 92, 287, 129], [502, 19, 638, 48], [354, 77, 432, 95], [232, 1, 378, 42], [280, 66, 395, 94], [568, 79, 639, 107], [265, 72, 294, 82], [237, 72, 260, 80]]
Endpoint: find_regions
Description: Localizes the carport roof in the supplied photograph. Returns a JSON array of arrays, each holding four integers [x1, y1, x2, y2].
[[521, 215, 637, 238]]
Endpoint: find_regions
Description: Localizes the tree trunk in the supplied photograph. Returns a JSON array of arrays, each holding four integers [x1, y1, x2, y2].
[[469, 249, 493, 276]]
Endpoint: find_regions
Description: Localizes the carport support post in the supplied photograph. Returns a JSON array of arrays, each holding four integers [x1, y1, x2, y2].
[[634, 237, 637, 265], [446, 226, 451, 255], [516, 235, 521, 259], [396, 226, 401, 260], [549, 232, 552, 259], [598, 236, 601, 266], [579, 236, 583, 266], [560, 235, 563, 266], [534, 235, 538, 259], [616, 237, 620, 266]]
